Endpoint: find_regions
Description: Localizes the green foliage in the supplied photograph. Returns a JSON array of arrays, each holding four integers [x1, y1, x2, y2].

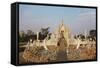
[[19, 27, 50, 42]]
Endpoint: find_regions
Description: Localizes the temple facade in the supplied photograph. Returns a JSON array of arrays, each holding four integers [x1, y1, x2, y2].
[[24, 20, 96, 51], [45, 20, 71, 48]]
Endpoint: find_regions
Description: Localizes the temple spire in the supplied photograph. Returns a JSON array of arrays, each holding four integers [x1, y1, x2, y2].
[[61, 19, 64, 26]]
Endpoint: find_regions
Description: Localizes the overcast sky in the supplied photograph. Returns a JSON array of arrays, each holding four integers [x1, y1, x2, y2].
[[19, 4, 96, 35]]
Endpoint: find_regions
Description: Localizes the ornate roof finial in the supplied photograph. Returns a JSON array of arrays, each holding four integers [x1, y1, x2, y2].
[[61, 19, 64, 26]]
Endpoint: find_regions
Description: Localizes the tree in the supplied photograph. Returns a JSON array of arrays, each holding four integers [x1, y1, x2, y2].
[[27, 30, 34, 36], [89, 30, 96, 41], [19, 31, 25, 38], [26, 30, 35, 41], [40, 27, 50, 40], [19, 31, 26, 42], [77, 34, 85, 41]]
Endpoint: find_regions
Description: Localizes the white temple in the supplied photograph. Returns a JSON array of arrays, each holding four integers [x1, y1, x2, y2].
[[24, 20, 96, 50], [41, 20, 70, 47]]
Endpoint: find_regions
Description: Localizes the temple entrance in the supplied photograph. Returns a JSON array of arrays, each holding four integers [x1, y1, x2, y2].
[[57, 30, 67, 61]]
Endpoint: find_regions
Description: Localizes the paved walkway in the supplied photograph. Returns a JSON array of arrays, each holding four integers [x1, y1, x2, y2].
[[57, 37, 67, 61]]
